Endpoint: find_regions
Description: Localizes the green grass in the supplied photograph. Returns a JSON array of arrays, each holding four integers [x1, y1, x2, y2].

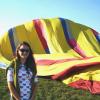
[[0, 69, 100, 100]]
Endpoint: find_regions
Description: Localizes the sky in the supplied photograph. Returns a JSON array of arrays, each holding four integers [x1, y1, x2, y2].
[[0, 0, 100, 37]]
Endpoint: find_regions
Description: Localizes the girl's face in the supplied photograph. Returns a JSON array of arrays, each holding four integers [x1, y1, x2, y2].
[[18, 44, 30, 59]]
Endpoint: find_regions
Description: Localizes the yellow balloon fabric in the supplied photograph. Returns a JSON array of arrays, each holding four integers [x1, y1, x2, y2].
[[0, 18, 100, 94]]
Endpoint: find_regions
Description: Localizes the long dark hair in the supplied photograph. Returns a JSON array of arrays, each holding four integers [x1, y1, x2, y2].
[[16, 41, 37, 75]]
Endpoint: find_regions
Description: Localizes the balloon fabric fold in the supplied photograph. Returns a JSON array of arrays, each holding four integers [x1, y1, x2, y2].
[[0, 18, 100, 94]]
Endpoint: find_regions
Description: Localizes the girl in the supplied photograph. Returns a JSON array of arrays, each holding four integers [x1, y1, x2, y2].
[[6, 42, 38, 100]]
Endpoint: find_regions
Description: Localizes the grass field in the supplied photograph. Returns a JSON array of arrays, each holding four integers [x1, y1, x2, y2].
[[0, 69, 100, 100]]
